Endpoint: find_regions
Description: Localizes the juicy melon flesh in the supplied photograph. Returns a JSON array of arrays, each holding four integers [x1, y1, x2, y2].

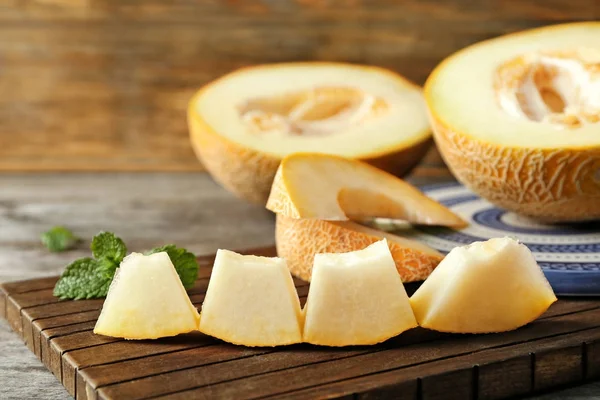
[[193, 63, 430, 157], [410, 237, 557, 333], [427, 23, 600, 147], [426, 22, 600, 222], [276, 215, 443, 282], [188, 62, 433, 205], [267, 153, 466, 228], [94, 252, 200, 340], [198, 249, 303, 347], [303, 240, 417, 346]]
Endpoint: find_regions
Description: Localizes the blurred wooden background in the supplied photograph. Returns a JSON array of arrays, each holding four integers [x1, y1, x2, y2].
[[0, 0, 597, 171]]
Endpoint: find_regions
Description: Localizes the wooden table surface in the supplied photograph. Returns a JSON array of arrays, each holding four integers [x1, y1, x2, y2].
[[1, 164, 600, 399], [2, 1, 599, 398]]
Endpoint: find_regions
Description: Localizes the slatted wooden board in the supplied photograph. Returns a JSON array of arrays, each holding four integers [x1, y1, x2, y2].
[[3, 247, 600, 400]]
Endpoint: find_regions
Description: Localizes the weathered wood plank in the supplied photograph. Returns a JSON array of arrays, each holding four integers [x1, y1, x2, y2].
[[0, 288, 5, 320], [477, 356, 532, 400], [1, 277, 59, 294], [77, 345, 274, 400], [534, 345, 584, 392], [151, 308, 600, 399], [96, 346, 374, 400], [64, 333, 214, 397], [266, 327, 600, 400]]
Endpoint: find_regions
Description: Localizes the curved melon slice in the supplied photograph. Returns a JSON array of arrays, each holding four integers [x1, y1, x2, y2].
[[426, 22, 600, 222], [410, 237, 557, 333], [276, 215, 443, 282], [303, 240, 417, 346], [199, 249, 303, 347], [267, 153, 466, 227], [94, 252, 200, 340], [188, 62, 432, 204]]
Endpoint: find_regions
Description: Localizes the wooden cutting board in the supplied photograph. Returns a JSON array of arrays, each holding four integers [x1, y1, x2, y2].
[[3, 247, 600, 400]]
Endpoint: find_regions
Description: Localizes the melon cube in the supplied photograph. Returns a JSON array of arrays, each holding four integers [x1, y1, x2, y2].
[[303, 239, 417, 346]]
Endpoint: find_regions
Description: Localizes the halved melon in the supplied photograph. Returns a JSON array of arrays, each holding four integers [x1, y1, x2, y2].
[[188, 62, 432, 204], [267, 153, 466, 227], [303, 240, 417, 346], [410, 237, 557, 333], [426, 22, 600, 222], [94, 252, 200, 340], [198, 249, 303, 347], [276, 215, 443, 282]]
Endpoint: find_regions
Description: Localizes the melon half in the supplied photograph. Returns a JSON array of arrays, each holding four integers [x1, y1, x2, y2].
[[188, 63, 432, 204], [426, 22, 600, 222]]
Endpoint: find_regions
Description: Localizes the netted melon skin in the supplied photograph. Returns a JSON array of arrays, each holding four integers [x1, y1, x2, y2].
[[431, 116, 600, 222]]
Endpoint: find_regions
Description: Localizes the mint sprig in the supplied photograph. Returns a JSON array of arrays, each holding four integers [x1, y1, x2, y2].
[[146, 245, 198, 289], [53, 232, 198, 300], [91, 231, 127, 265], [53, 258, 114, 300], [41, 226, 79, 252]]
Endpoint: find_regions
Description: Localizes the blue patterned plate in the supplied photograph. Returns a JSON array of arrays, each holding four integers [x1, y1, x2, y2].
[[402, 182, 600, 296]]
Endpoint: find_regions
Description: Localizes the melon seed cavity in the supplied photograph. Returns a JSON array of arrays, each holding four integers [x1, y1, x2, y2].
[[495, 49, 600, 129], [238, 86, 388, 136]]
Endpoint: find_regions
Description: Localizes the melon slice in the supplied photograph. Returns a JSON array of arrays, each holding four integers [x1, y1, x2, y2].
[[188, 62, 433, 204], [94, 252, 200, 340], [410, 237, 557, 333], [426, 22, 600, 222], [198, 249, 303, 346], [267, 153, 466, 227], [276, 215, 443, 282], [303, 240, 417, 346]]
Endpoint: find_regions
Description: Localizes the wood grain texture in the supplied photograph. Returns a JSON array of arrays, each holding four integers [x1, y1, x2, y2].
[[0, 1, 598, 171]]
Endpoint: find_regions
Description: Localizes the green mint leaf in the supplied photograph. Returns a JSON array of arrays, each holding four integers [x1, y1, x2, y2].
[[41, 226, 79, 252], [91, 232, 127, 264], [147, 245, 198, 289], [53, 258, 115, 300]]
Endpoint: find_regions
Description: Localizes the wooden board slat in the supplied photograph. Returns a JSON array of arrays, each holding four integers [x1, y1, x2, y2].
[[3, 247, 600, 399]]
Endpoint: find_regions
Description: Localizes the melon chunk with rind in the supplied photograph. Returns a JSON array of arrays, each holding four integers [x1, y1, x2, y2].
[[199, 249, 303, 347], [276, 215, 443, 282], [267, 153, 466, 228], [410, 237, 557, 333], [303, 239, 417, 346], [94, 252, 200, 340]]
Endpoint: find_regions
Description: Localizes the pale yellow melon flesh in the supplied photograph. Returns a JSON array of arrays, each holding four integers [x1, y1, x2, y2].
[[426, 22, 600, 222], [198, 249, 303, 347], [276, 215, 443, 282], [267, 153, 466, 228], [94, 252, 200, 340], [188, 62, 433, 205], [410, 237, 557, 333], [303, 240, 417, 346]]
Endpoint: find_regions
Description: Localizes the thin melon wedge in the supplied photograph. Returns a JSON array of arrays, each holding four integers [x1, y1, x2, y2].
[[267, 153, 466, 228]]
